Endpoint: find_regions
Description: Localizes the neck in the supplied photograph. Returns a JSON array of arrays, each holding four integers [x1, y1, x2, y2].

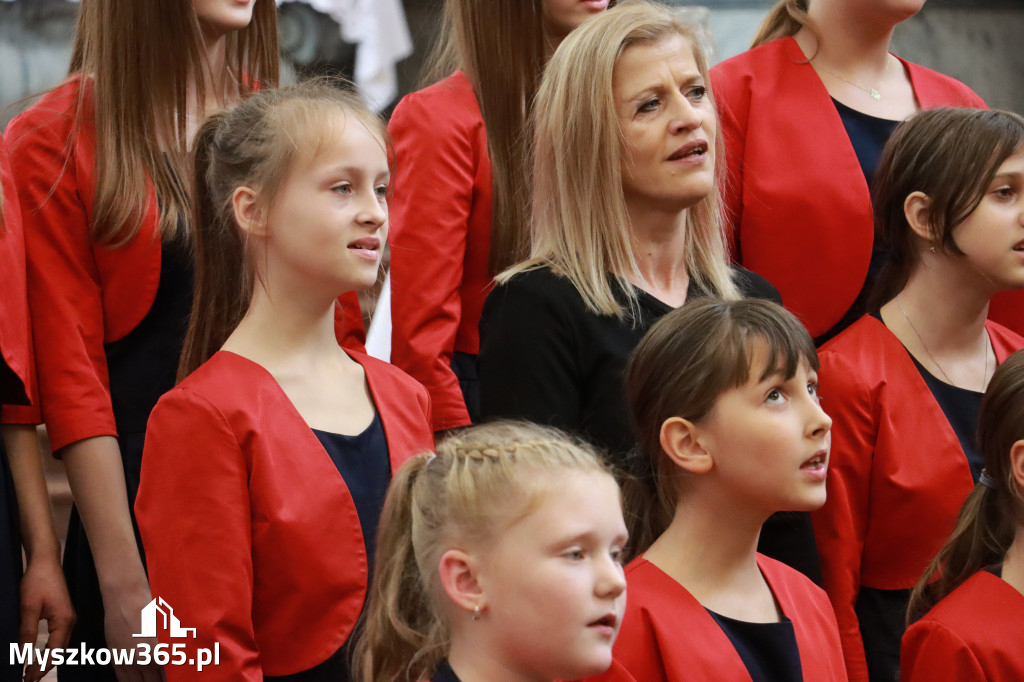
[[1003, 527, 1024, 599], [629, 207, 690, 306], [798, 2, 902, 72], [448, 634, 546, 682]]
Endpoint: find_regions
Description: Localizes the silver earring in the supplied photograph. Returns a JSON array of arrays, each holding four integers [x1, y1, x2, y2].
[[472, 604, 482, 620]]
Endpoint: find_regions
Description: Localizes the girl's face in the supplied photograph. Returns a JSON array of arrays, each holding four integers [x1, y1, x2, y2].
[[542, 0, 609, 40], [193, 0, 256, 38], [948, 150, 1024, 293], [694, 342, 832, 517], [474, 469, 627, 680], [613, 34, 716, 219], [260, 111, 389, 298]]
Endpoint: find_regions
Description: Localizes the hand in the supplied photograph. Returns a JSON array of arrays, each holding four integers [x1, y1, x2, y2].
[[102, 581, 166, 682], [18, 553, 74, 682]]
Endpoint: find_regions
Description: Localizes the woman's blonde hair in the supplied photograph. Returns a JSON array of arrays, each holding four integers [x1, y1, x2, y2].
[[355, 421, 614, 682], [502, 1, 738, 318], [179, 79, 389, 380], [69, 0, 279, 246], [751, 0, 816, 49]]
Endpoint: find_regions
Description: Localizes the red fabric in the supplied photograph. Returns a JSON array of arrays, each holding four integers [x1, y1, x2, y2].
[[813, 316, 1023, 681], [387, 71, 493, 431], [4, 78, 161, 449], [901, 572, 1024, 682], [711, 37, 995, 338], [579, 555, 847, 682], [334, 292, 367, 352], [0, 133, 40, 423], [135, 349, 433, 681]]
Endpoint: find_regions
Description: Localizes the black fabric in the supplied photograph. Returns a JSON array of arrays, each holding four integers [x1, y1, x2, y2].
[[909, 357, 984, 482], [479, 266, 823, 584], [855, 586, 909, 682], [431, 660, 463, 682], [60, 234, 193, 682], [0, 357, 28, 407], [815, 101, 901, 347], [451, 350, 480, 424], [708, 609, 804, 682], [311, 412, 391, 566], [265, 642, 353, 682], [0, 429, 23, 682]]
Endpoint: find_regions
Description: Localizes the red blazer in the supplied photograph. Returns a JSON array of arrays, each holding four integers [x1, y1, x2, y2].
[[814, 315, 1023, 681], [579, 556, 848, 682], [0, 133, 39, 422], [135, 349, 433, 681], [902, 571, 1024, 682], [387, 71, 493, 431], [708, 37, 1018, 338]]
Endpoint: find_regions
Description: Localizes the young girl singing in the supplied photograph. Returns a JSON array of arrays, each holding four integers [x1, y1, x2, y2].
[[585, 298, 846, 682], [814, 107, 1024, 682], [134, 81, 434, 681], [355, 421, 628, 682], [900, 349, 1024, 681]]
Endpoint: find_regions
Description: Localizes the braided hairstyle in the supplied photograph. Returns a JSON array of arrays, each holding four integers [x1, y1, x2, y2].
[[354, 420, 613, 682]]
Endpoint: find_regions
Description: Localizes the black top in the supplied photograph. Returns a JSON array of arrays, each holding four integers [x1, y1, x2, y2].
[[0, 355, 27, 407], [816, 100, 902, 346], [708, 610, 804, 682], [311, 411, 391, 564], [431, 660, 463, 682]]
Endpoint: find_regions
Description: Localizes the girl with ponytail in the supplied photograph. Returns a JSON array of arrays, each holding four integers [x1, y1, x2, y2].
[[134, 81, 433, 681], [355, 421, 627, 682], [3, 1, 278, 678], [900, 349, 1024, 681]]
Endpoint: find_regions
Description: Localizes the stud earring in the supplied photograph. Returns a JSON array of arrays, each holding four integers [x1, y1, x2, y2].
[[473, 604, 482, 621]]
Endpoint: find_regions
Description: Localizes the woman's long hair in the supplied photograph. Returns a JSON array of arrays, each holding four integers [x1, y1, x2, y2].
[[501, 1, 738, 319], [69, 0, 279, 246], [908, 350, 1024, 621], [751, 0, 815, 49]]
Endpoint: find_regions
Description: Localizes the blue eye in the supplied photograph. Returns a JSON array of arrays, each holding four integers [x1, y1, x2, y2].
[[688, 85, 708, 101], [332, 182, 352, 195], [375, 184, 389, 198], [637, 98, 660, 114], [565, 548, 585, 561]]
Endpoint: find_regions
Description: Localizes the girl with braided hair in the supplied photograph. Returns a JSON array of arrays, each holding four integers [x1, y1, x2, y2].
[[355, 420, 628, 682]]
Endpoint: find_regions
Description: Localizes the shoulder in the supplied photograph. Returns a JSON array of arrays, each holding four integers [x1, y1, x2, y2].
[[985, 319, 1024, 357], [712, 38, 792, 85], [488, 266, 588, 313], [903, 60, 986, 108], [818, 315, 897, 366], [349, 348, 428, 395], [4, 77, 87, 149], [730, 265, 781, 304], [390, 71, 482, 132]]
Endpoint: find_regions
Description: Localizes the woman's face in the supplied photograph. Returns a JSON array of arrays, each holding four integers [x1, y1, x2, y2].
[[613, 34, 717, 219], [543, 0, 609, 40], [192, 0, 256, 39]]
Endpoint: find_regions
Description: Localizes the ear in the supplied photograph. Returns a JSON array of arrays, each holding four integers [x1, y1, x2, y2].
[[437, 548, 485, 617], [659, 417, 713, 475], [1009, 439, 1024, 491], [903, 191, 935, 245], [232, 186, 268, 237]]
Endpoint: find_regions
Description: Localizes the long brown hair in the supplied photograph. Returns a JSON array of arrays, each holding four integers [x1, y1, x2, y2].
[[421, 0, 547, 274], [870, 108, 1024, 309], [623, 298, 817, 556], [69, 0, 279, 247], [178, 80, 389, 380], [908, 350, 1024, 621], [750, 0, 815, 50], [502, 1, 738, 318], [354, 421, 614, 682]]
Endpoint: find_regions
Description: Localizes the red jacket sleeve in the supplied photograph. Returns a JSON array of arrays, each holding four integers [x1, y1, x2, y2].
[[136, 387, 261, 682], [813, 347, 877, 682], [710, 66, 750, 262], [5, 93, 118, 450], [387, 84, 485, 431], [901, 620, 987, 682]]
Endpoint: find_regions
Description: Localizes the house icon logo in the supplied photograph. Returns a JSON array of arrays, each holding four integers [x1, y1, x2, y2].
[[133, 597, 197, 639]]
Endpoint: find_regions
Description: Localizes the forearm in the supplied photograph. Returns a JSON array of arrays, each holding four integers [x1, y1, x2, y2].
[[2, 424, 60, 563]]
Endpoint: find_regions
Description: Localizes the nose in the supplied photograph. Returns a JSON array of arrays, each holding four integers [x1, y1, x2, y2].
[[805, 395, 832, 440], [357, 189, 387, 230], [595, 553, 627, 600], [668, 92, 703, 135]]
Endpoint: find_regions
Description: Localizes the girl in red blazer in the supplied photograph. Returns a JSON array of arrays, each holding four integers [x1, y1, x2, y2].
[[711, 0, 1024, 342], [134, 82, 434, 682], [355, 421, 627, 682], [583, 298, 846, 682], [3, 2, 278, 679], [382, 0, 610, 433], [814, 108, 1024, 682], [901, 349, 1024, 681]]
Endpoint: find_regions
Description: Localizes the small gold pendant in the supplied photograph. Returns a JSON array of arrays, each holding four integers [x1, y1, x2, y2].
[[870, 89, 881, 101]]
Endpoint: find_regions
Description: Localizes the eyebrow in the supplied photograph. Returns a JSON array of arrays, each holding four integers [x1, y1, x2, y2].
[[992, 171, 1022, 183]]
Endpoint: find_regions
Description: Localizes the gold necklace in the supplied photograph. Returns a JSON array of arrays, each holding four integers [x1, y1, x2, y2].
[[816, 60, 888, 101], [896, 297, 990, 390]]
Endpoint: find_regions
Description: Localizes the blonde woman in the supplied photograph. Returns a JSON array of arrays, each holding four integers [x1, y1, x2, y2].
[[4, 1, 278, 678]]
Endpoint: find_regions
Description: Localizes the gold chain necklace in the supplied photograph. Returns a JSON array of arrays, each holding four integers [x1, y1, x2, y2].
[[816, 60, 888, 101], [896, 297, 990, 390]]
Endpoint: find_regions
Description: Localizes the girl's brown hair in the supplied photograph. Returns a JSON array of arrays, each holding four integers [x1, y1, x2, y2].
[[870, 108, 1024, 309], [178, 79, 389, 380], [354, 421, 614, 682], [908, 350, 1024, 622], [502, 1, 738, 318], [69, 0, 279, 246], [623, 297, 818, 555], [750, 0, 815, 49]]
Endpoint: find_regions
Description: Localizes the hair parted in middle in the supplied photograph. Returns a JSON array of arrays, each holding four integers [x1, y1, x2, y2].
[[178, 79, 390, 381], [502, 0, 738, 318], [623, 297, 818, 555], [869, 107, 1024, 309], [354, 420, 614, 682]]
